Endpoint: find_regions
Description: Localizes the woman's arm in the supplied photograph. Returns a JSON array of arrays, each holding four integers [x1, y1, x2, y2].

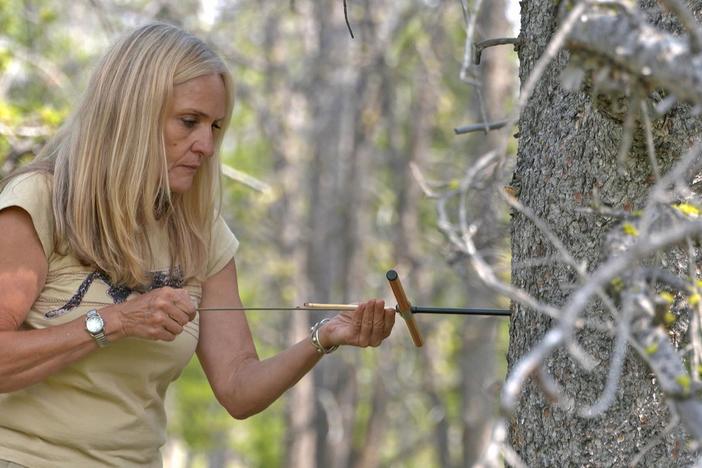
[[0, 207, 198, 393], [197, 259, 394, 419], [0, 207, 101, 392]]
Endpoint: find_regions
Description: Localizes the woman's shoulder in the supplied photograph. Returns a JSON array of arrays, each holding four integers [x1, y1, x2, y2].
[[1, 170, 53, 197], [205, 214, 239, 278], [0, 169, 55, 258]]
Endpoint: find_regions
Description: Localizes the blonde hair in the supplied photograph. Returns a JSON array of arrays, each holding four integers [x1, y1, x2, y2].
[[6, 23, 234, 287]]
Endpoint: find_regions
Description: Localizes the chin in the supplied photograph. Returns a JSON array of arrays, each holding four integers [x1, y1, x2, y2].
[[169, 179, 194, 193]]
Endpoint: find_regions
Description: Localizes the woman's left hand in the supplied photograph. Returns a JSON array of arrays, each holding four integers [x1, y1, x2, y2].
[[319, 299, 395, 349]]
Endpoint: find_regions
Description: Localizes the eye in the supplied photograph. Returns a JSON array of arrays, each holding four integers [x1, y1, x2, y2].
[[212, 122, 222, 130], [181, 118, 197, 128]]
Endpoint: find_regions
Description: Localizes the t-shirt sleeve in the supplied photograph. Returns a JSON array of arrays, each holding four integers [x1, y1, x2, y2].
[[206, 215, 239, 277], [0, 172, 54, 258]]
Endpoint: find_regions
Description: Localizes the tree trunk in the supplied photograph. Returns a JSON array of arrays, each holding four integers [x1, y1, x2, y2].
[[286, 311, 318, 467], [460, 1, 515, 465], [508, 1, 701, 465]]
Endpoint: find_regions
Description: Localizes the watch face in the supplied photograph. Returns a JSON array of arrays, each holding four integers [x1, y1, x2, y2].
[[86, 315, 103, 333]]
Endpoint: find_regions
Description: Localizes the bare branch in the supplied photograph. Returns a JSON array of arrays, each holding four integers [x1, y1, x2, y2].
[[538, 366, 575, 410], [0, 122, 52, 139], [615, 88, 639, 173], [0, 37, 74, 98], [628, 409, 680, 466], [640, 142, 702, 235], [473, 37, 520, 65], [221, 163, 272, 194], [518, 1, 589, 111], [687, 238, 702, 385], [640, 99, 661, 181], [343, 0, 354, 39], [430, 0, 702, 458], [567, 9, 702, 106], [454, 120, 509, 135], [459, 0, 484, 82], [502, 329, 564, 412], [408, 162, 440, 198], [656, 0, 702, 53], [503, 217, 702, 413], [578, 292, 632, 418]]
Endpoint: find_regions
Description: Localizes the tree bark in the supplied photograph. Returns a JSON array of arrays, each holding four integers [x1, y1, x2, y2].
[[508, 1, 702, 465]]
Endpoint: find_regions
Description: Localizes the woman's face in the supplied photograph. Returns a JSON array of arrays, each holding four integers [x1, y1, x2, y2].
[[163, 73, 227, 193]]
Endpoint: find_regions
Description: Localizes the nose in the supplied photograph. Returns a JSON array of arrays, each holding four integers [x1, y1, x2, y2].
[[192, 127, 215, 158]]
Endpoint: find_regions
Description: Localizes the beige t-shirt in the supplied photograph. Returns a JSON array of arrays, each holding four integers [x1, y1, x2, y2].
[[0, 172, 239, 467]]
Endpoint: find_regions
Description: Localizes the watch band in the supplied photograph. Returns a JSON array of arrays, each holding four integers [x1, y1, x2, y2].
[[92, 330, 110, 348]]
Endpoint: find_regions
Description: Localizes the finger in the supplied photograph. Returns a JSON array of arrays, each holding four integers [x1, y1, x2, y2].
[[146, 315, 178, 341], [171, 290, 196, 320], [369, 299, 386, 347], [161, 313, 185, 335], [358, 301, 373, 347], [154, 297, 188, 326], [160, 289, 195, 323], [383, 304, 395, 337], [167, 303, 192, 326], [152, 301, 186, 333], [165, 309, 188, 327], [157, 329, 177, 342]]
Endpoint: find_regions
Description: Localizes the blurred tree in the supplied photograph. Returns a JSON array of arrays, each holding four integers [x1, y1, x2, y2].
[[0, 0, 72, 176], [457, 0, 515, 465]]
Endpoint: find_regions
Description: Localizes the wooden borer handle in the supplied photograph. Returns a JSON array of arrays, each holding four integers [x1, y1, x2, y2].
[[304, 303, 396, 313], [386, 270, 424, 347], [304, 303, 359, 311]]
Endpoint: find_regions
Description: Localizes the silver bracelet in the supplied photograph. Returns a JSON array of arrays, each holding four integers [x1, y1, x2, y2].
[[310, 318, 339, 355]]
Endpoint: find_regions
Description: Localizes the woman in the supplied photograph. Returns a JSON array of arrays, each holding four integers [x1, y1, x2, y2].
[[0, 23, 395, 467]]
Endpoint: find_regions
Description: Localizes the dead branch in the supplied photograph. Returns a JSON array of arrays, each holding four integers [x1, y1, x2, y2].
[[566, 9, 702, 106]]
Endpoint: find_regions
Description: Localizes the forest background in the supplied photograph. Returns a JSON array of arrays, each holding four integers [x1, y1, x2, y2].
[[0, 0, 517, 467]]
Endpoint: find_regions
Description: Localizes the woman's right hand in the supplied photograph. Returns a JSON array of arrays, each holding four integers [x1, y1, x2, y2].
[[107, 287, 196, 341]]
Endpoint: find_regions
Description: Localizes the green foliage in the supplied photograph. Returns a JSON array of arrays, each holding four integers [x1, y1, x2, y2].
[[170, 358, 232, 452], [663, 311, 677, 327], [674, 202, 701, 217], [676, 374, 691, 394], [171, 357, 284, 467], [168, 284, 290, 466], [229, 401, 285, 467], [622, 222, 639, 237], [644, 342, 659, 355]]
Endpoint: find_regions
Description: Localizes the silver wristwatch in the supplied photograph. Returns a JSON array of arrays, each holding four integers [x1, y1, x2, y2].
[[85, 309, 110, 348]]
